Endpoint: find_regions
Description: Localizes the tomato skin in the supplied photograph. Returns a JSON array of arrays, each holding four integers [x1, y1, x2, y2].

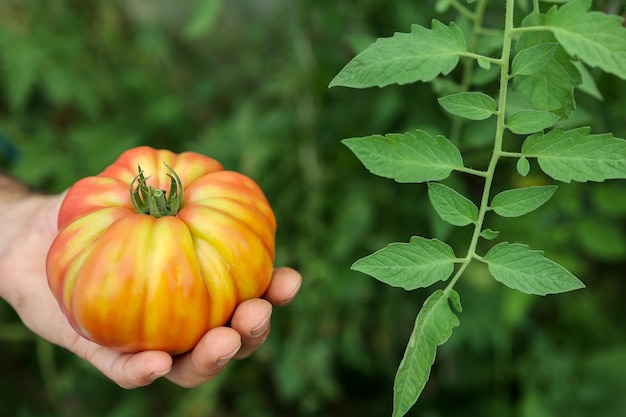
[[46, 146, 276, 354]]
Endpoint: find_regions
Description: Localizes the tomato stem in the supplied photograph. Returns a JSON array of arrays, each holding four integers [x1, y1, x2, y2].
[[130, 163, 183, 217]]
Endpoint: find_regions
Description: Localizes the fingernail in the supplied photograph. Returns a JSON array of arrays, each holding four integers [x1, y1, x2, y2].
[[280, 293, 298, 306], [278, 280, 302, 306], [148, 369, 170, 381], [216, 348, 239, 367], [250, 311, 272, 337]]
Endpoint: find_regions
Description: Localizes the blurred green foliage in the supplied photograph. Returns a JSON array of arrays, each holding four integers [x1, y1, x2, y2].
[[1, 1, 625, 416]]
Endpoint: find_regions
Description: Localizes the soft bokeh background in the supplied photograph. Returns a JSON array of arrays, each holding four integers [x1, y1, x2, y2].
[[1, 1, 626, 416]]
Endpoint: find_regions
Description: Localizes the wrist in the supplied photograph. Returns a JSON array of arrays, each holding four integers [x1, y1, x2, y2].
[[0, 191, 61, 301]]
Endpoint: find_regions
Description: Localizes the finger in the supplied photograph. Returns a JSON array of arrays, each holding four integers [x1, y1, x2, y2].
[[265, 267, 302, 306], [230, 298, 272, 359], [76, 341, 173, 389], [165, 326, 241, 388]]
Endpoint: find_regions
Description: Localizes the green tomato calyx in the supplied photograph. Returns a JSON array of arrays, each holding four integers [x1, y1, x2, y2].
[[130, 163, 183, 218]]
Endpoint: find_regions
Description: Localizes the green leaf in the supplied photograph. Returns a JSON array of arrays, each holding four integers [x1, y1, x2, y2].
[[480, 229, 500, 240], [351, 237, 456, 290], [514, 14, 581, 118], [511, 43, 559, 76], [483, 242, 585, 295], [435, 0, 452, 13], [522, 127, 626, 182], [183, 0, 223, 39], [342, 131, 464, 183], [477, 56, 491, 70], [506, 110, 560, 134], [393, 290, 460, 417], [574, 61, 603, 101], [437, 92, 497, 120], [545, 0, 626, 80], [329, 20, 467, 88], [427, 182, 478, 226], [490, 185, 558, 217], [517, 157, 531, 176]]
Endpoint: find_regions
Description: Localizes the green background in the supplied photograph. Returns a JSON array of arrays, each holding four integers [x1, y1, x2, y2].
[[1, 1, 625, 416]]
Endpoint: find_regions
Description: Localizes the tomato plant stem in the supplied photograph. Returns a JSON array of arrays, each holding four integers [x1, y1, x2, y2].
[[449, 0, 489, 145], [446, 0, 516, 294], [130, 163, 184, 217]]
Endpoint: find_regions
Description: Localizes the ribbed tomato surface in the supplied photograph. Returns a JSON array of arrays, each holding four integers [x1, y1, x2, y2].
[[46, 146, 276, 354]]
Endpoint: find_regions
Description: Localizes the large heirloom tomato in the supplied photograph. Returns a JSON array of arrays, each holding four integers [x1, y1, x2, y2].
[[46, 146, 276, 354]]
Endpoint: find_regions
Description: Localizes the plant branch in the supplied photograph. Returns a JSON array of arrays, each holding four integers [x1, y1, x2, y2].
[[449, 0, 490, 144], [498, 150, 524, 158], [450, 0, 476, 20], [509, 25, 548, 34], [460, 52, 502, 65], [457, 166, 489, 177], [446, 0, 517, 294]]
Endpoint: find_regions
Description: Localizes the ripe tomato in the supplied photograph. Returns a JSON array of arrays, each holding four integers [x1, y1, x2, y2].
[[46, 146, 276, 354]]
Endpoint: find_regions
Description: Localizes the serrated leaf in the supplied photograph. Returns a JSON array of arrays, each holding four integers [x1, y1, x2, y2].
[[483, 242, 585, 295], [517, 157, 531, 176], [351, 237, 456, 290], [427, 182, 478, 226], [514, 14, 581, 118], [522, 127, 626, 182], [438, 92, 497, 120], [511, 43, 559, 76], [491, 185, 558, 217], [329, 20, 467, 88], [506, 110, 560, 134], [393, 290, 460, 417], [342, 130, 464, 183], [545, 0, 626, 80]]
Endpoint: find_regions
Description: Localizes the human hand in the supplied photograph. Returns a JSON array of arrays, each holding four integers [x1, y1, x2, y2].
[[0, 192, 301, 389]]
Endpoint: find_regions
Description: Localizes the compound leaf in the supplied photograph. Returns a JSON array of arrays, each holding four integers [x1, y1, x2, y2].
[[393, 290, 460, 417], [351, 237, 456, 290], [343, 131, 464, 183], [483, 242, 585, 295], [330, 20, 467, 88], [522, 127, 626, 182]]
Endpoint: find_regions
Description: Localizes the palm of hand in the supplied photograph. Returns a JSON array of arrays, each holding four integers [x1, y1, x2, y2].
[[0, 194, 300, 388]]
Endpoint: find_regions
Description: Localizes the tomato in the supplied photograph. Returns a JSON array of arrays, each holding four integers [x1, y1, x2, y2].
[[46, 146, 276, 354]]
